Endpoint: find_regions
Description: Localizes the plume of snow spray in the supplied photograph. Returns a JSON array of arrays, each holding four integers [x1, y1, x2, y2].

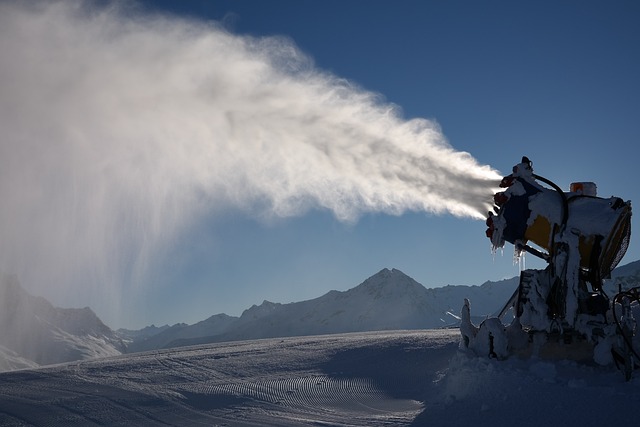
[[0, 2, 501, 313]]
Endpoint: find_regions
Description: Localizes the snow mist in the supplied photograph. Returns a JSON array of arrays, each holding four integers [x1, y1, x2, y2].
[[0, 2, 500, 314]]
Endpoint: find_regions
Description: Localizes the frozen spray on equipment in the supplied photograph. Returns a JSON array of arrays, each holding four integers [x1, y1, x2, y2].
[[461, 156, 639, 379]]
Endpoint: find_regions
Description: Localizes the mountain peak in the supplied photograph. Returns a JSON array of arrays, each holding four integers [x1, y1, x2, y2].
[[240, 300, 281, 321], [370, 267, 410, 280], [0, 275, 124, 368], [344, 267, 427, 305], [361, 267, 416, 287]]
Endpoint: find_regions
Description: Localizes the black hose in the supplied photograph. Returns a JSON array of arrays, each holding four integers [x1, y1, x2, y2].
[[533, 173, 569, 227], [612, 287, 640, 366]]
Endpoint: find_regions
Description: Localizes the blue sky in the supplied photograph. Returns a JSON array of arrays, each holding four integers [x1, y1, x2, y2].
[[2, 1, 639, 329], [127, 0, 640, 329]]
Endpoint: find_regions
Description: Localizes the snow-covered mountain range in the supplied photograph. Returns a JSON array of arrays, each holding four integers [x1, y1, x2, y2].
[[134, 268, 519, 351], [2, 260, 640, 371], [0, 274, 126, 371], [123, 260, 640, 351]]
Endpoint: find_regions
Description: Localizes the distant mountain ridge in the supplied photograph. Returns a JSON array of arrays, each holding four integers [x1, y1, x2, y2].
[[127, 261, 640, 352], [126, 313, 238, 353], [129, 268, 520, 351]]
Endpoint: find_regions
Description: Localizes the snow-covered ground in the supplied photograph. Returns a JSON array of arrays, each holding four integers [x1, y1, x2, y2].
[[0, 329, 638, 426]]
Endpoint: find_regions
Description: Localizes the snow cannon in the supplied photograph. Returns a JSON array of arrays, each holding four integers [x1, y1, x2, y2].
[[485, 156, 631, 288], [462, 156, 640, 380]]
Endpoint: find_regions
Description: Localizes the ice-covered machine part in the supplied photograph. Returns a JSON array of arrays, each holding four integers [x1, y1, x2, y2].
[[462, 156, 639, 379]]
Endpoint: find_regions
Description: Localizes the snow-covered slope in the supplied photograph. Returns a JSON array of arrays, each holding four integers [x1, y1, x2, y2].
[[0, 345, 39, 372], [0, 274, 125, 370], [0, 330, 638, 426]]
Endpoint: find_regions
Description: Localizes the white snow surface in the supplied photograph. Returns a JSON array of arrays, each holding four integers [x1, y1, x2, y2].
[[0, 329, 638, 426], [0, 345, 38, 372]]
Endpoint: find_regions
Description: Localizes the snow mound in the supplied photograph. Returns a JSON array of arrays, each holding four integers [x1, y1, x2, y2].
[[430, 349, 640, 426]]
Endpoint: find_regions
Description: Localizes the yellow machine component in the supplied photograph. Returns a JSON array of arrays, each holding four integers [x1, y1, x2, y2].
[[524, 214, 553, 252], [523, 197, 632, 275], [599, 201, 632, 277]]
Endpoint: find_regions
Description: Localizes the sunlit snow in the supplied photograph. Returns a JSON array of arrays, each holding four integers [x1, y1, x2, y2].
[[0, 330, 638, 426]]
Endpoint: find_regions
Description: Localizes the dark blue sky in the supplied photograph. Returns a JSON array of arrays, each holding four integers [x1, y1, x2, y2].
[[139, 0, 639, 170], [115, 0, 640, 328]]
